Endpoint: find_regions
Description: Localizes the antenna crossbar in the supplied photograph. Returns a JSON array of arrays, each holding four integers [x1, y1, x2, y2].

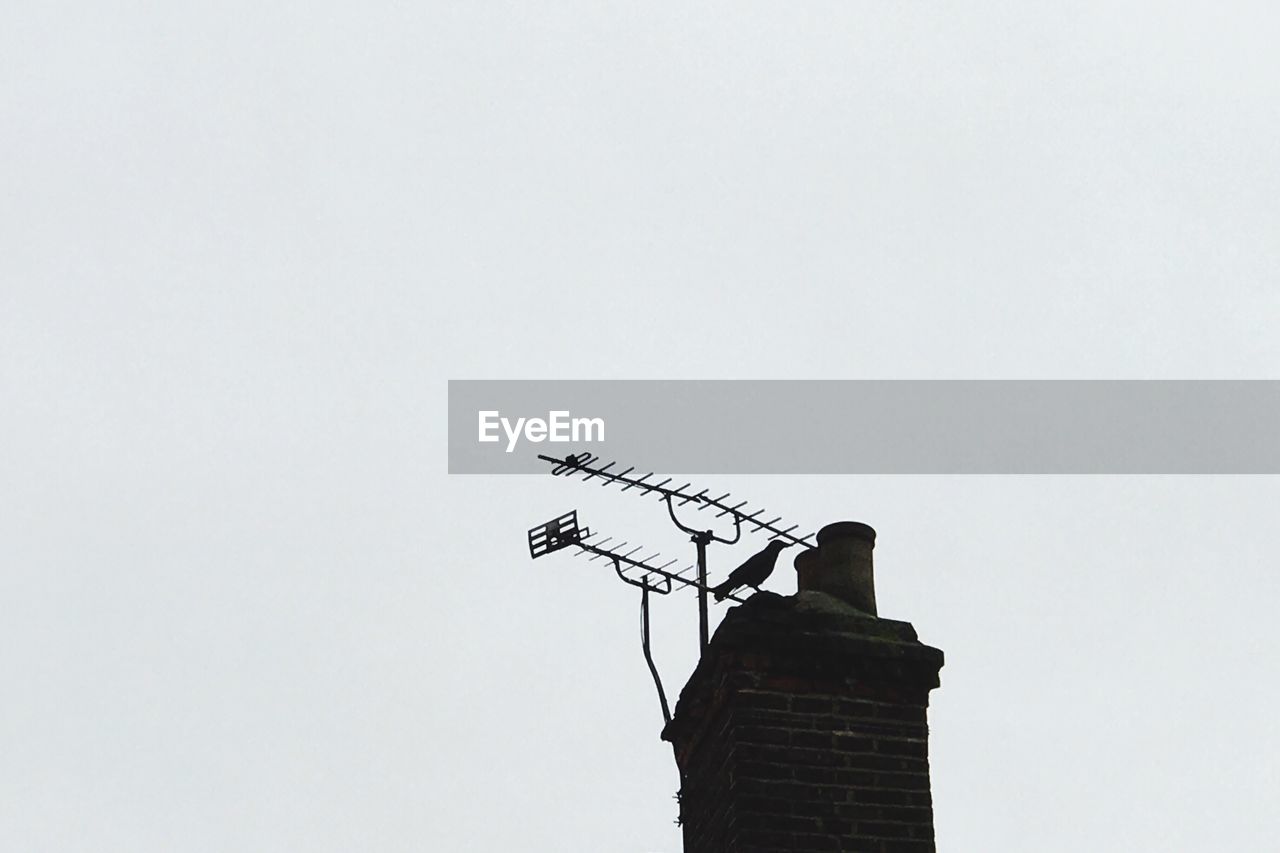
[[571, 533, 747, 604], [527, 510, 747, 604], [537, 453, 818, 548]]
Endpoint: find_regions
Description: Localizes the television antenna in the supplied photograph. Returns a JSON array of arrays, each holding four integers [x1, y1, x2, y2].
[[535, 452, 817, 651], [526, 456, 818, 823]]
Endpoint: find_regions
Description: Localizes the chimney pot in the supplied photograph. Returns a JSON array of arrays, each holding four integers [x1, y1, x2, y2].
[[817, 520, 876, 545], [795, 520, 878, 615]]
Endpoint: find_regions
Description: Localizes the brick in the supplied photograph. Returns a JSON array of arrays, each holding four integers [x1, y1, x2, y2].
[[793, 766, 838, 785], [738, 796, 791, 815], [836, 804, 932, 824], [792, 696, 837, 714], [873, 738, 928, 760], [737, 760, 794, 781], [737, 690, 791, 711], [834, 769, 876, 787], [737, 725, 793, 746], [851, 788, 932, 808], [879, 840, 936, 852], [848, 788, 916, 808], [842, 754, 928, 773], [817, 817, 853, 836], [792, 731, 836, 749], [738, 710, 817, 730], [874, 704, 927, 724], [857, 821, 915, 839], [874, 772, 931, 792], [790, 799, 837, 819], [832, 733, 876, 753]]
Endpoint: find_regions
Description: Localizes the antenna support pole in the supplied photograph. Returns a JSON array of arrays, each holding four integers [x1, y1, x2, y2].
[[693, 530, 712, 652]]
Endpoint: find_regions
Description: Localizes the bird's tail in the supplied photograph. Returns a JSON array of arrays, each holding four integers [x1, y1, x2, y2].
[[711, 579, 733, 602]]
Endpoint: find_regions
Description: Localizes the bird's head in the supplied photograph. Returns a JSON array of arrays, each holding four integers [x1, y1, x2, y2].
[[767, 539, 792, 551]]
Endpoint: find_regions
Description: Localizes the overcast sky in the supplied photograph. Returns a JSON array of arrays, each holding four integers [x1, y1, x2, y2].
[[3, 3, 1279, 851]]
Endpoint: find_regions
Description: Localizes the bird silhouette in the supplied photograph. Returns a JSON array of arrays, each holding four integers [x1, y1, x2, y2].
[[711, 539, 792, 601]]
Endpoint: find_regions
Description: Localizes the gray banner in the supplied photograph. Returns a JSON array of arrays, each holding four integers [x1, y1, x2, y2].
[[447, 380, 1280, 474]]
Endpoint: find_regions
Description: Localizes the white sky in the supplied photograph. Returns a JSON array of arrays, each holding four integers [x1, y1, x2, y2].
[[3, 3, 1279, 851]]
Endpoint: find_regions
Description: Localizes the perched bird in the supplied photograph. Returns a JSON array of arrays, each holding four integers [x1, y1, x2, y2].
[[711, 539, 792, 601]]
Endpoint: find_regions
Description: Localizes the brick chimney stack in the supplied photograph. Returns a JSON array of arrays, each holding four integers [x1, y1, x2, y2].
[[661, 522, 944, 853]]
